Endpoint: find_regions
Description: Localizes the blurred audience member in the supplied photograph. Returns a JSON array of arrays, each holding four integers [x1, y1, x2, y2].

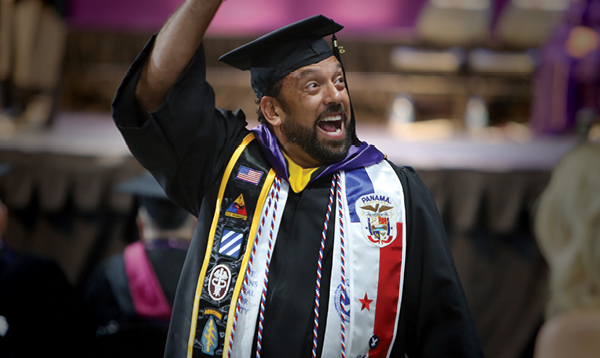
[[0, 163, 82, 357], [534, 141, 600, 357], [82, 172, 195, 358], [530, 0, 600, 136]]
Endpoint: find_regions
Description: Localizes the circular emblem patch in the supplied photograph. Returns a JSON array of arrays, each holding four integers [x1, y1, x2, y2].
[[208, 264, 232, 302], [333, 284, 350, 322], [356, 193, 400, 248], [369, 334, 380, 350]]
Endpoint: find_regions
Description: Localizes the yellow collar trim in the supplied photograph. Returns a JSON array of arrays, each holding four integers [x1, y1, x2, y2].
[[283, 152, 319, 193]]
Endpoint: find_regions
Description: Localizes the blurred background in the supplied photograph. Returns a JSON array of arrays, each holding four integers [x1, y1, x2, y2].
[[0, 0, 599, 357]]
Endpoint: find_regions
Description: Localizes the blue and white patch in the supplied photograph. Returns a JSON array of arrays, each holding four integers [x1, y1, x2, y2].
[[334, 283, 350, 322], [200, 316, 218, 355], [218, 228, 243, 258]]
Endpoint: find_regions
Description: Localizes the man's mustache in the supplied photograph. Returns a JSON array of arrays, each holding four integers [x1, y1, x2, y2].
[[315, 103, 347, 125]]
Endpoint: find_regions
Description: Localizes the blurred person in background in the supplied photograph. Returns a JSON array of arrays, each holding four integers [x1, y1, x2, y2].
[[533, 141, 600, 358], [0, 163, 82, 358], [82, 172, 196, 358], [530, 0, 600, 136]]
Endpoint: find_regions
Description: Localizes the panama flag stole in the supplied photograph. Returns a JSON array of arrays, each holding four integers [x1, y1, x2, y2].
[[321, 163, 407, 358], [188, 132, 406, 358]]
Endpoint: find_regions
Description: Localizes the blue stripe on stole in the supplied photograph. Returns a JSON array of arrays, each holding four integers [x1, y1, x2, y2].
[[345, 168, 375, 223]]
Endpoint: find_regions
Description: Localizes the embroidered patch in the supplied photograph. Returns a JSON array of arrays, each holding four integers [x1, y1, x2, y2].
[[208, 264, 232, 302], [369, 334, 380, 350], [200, 316, 218, 355], [235, 165, 263, 185], [356, 193, 400, 248], [218, 228, 244, 258], [225, 194, 248, 220], [334, 283, 350, 322], [201, 308, 223, 321], [359, 293, 374, 311]]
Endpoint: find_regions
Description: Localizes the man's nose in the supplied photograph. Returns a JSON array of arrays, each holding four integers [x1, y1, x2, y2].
[[323, 81, 342, 105]]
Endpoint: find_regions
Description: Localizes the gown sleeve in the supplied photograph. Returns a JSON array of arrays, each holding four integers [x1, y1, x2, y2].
[[391, 164, 484, 358], [111, 35, 250, 216]]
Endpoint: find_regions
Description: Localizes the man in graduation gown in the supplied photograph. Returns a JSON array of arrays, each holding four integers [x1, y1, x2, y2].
[[112, 0, 484, 357], [82, 173, 196, 358]]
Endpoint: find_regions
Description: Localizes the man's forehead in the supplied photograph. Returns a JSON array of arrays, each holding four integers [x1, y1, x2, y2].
[[289, 56, 342, 79]]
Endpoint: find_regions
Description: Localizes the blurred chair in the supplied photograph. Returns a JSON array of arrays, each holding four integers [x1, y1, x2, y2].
[[0, 0, 67, 135], [494, 0, 568, 49], [416, 0, 493, 47], [467, 0, 568, 76], [390, 46, 466, 73]]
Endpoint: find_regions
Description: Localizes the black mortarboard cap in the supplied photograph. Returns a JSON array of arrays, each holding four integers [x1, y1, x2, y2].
[[117, 172, 190, 230], [219, 15, 344, 99]]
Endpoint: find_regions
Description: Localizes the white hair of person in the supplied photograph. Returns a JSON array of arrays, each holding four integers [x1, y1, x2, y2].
[[535, 141, 600, 318], [137, 207, 196, 242]]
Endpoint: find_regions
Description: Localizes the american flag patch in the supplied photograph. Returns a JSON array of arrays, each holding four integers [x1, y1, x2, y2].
[[235, 166, 263, 185], [219, 229, 244, 258]]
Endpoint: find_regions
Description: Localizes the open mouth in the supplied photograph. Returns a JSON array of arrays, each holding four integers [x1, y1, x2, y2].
[[317, 114, 344, 135]]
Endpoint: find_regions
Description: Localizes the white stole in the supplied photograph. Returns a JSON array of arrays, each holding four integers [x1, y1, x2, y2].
[[230, 161, 406, 358]]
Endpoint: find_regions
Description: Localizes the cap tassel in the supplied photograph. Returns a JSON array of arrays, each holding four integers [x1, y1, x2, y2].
[[330, 20, 359, 145]]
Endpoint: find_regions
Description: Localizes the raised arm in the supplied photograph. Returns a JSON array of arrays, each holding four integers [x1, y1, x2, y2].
[[113, 0, 250, 217], [135, 0, 223, 112]]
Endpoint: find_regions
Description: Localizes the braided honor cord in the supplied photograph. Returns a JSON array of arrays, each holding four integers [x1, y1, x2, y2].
[[227, 176, 282, 358], [335, 172, 347, 358], [311, 174, 338, 358]]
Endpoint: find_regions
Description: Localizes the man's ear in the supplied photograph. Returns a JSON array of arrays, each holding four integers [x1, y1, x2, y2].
[[260, 96, 282, 127]]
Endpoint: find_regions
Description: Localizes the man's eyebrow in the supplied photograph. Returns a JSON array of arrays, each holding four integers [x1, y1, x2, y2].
[[296, 68, 318, 78], [296, 63, 343, 78]]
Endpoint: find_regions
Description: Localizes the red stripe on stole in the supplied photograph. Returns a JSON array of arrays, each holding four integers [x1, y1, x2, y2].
[[370, 222, 403, 357]]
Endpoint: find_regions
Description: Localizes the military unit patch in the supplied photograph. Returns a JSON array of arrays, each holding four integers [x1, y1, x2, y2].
[[225, 194, 248, 220], [356, 193, 400, 248], [201, 308, 223, 321], [218, 228, 244, 258], [200, 316, 218, 355], [208, 264, 232, 302]]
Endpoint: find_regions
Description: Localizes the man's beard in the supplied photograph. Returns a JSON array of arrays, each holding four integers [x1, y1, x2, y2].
[[281, 104, 353, 166]]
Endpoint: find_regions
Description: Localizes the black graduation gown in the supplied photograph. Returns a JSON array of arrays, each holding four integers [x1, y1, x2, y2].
[[112, 35, 484, 358], [82, 242, 188, 358], [0, 247, 82, 358]]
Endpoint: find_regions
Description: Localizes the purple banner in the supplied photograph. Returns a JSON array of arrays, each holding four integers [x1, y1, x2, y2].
[[67, 0, 427, 35]]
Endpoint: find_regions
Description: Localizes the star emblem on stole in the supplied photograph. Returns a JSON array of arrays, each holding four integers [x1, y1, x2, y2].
[[359, 293, 374, 311]]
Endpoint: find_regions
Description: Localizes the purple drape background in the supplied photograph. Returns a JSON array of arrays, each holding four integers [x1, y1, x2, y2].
[[66, 0, 427, 35]]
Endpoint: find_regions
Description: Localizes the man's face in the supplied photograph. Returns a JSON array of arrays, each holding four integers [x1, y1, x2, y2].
[[273, 56, 352, 168]]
